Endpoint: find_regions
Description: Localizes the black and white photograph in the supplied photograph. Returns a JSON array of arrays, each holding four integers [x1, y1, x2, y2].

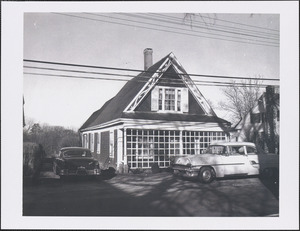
[[1, 1, 299, 230]]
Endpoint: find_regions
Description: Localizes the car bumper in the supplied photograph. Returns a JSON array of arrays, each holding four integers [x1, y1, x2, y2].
[[59, 169, 100, 176], [173, 166, 199, 178]]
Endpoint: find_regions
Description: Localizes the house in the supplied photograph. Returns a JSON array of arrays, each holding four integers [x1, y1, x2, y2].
[[79, 48, 231, 173], [230, 86, 279, 154]]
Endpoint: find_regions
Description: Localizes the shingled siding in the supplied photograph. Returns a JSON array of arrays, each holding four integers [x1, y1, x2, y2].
[[156, 66, 186, 88], [188, 92, 206, 115], [135, 92, 151, 112]]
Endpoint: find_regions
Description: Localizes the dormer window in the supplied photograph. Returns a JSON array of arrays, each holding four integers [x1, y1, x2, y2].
[[152, 86, 188, 112]]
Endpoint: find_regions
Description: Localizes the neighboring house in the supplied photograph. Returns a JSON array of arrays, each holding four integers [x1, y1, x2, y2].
[[79, 48, 231, 173], [230, 86, 279, 154]]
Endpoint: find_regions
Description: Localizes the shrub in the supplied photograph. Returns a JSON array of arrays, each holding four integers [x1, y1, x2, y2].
[[23, 142, 44, 178]]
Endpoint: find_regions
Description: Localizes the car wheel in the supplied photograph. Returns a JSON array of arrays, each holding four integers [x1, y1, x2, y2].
[[199, 167, 214, 183]]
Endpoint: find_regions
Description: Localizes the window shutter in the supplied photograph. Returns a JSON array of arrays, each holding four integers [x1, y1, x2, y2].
[[151, 86, 159, 111], [181, 88, 189, 112]]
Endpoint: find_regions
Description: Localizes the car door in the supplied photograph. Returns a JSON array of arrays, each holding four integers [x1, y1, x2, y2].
[[245, 145, 260, 175], [222, 145, 248, 176]]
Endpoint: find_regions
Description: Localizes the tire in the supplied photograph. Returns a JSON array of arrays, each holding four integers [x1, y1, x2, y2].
[[199, 167, 214, 183]]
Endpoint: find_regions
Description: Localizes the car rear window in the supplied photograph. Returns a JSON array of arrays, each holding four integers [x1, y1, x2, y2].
[[246, 146, 257, 154], [63, 150, 92, 157]]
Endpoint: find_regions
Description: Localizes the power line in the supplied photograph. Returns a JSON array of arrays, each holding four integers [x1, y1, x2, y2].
[[23, 72, 279, 88], [148, 13, 279, 38], [146, 13, 279, 40], [114, 13, 279, 42], [152, 13, 279, 32], [198, 13, 279, 32], [53, 13, 279, 48], [85, 13, 279, 46], [23, 59, 280, 82], [24, 65, 278, 86], [23, 65, 138, 78]]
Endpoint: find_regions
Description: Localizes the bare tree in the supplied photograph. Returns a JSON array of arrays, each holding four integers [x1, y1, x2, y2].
[[23, 117, 36, 132], [218, 77, 262, 124]]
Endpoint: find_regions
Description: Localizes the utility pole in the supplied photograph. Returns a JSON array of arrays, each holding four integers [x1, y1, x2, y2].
[[265, 86, 276, 153]]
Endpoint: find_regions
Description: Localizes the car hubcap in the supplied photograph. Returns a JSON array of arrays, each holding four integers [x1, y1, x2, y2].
[[203, 170, 211, 180]]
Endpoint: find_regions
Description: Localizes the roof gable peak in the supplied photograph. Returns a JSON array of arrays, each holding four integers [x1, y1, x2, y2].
[[124, 52, 216, 116]]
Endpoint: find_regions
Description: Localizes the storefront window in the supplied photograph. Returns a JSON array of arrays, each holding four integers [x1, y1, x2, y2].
[[126, 129, 227, 169]]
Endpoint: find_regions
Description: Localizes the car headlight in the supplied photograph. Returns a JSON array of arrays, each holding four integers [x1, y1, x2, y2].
[[176, 158, 191, 166]]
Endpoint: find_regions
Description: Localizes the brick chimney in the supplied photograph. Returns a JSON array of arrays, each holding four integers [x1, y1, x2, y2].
[[143, 48, 153, 71]]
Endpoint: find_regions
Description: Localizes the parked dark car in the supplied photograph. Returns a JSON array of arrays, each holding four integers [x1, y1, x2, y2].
[[53, 147, 100, 179]]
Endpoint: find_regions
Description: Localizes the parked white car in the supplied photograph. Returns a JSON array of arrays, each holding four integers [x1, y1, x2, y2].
[[172, 142, 279, 183]]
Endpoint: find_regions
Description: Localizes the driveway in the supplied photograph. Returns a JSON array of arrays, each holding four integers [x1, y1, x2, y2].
[[23, 169, 279, 217]]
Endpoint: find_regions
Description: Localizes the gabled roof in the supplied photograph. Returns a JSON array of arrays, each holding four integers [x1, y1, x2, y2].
[[80, 52, 227, 131], [80, 54, 170, 130]]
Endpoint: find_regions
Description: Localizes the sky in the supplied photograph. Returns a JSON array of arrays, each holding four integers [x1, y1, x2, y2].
[[23, 10, 280, 130]]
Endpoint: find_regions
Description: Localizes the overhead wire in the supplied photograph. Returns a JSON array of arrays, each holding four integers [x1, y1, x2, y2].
[[151, 13, 279, 32], [23, 59, 280, 82], [23, 65, 278, 87], [114, 13, 279, 42], [135, 13, 279, 39], [25, 13, 279, 88], [24, 71, 276, 88], [86, 13, 279, 46], [145, 13, 279, 38], [53, 13, 279, 48]]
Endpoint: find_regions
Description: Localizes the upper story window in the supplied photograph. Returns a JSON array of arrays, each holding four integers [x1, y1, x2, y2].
[[152, 86, 188, 113]]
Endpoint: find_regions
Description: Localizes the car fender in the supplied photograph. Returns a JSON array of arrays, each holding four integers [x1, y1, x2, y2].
[[190, 155, 224, 178]]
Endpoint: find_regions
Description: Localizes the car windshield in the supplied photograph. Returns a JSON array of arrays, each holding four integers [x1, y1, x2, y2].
[[63, 149, 92, 158], [206, 145, 226, 155]]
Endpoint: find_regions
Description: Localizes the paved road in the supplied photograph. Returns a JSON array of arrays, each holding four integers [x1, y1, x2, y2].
[[23, 170, 279, 217]]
